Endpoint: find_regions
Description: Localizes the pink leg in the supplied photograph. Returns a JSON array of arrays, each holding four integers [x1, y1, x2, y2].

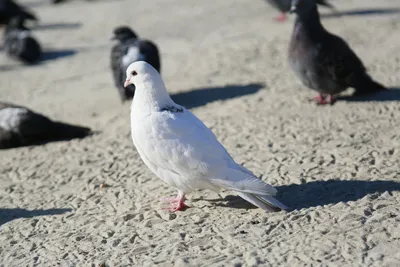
[[313, 94, 336, 105], [274, 12, 287, 22], [161, 191, 188, 212], [312, 93, 329, 105]]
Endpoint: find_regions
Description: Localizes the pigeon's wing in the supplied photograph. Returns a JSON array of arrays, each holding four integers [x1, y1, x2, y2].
[[135, 109, 276, 195], [318, 33, 367, 88], [139, 40, 161, 73], [110, 43, 124, 89]]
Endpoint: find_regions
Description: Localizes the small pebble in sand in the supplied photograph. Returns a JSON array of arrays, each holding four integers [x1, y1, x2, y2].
[[99, 183, 110, 189]]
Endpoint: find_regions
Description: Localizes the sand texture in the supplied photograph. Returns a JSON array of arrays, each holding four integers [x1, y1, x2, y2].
[[1, 0, 400, 266]]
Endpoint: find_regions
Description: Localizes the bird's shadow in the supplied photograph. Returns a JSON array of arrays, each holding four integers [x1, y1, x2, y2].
[[171, 83, 264, 109], [203, 179, 400, 211], [41, 49, 77, 61], [23, 0, 49, 8], [0, 208, 72, 226], [338, 88, 400, 102], [322, 8, 400, 18], [0, 64, 21, 72], [36, 22, 82, 31]]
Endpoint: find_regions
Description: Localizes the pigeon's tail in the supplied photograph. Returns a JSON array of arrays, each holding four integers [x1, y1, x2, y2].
[[50, 121, 93, 141], [236, 192, 289, 212], [353, 75, 388, 96], [316, 0, 335, 9], [210, 168, 288, 212]]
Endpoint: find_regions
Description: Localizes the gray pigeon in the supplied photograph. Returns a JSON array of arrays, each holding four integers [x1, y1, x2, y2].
[[3, 17, 42, 64], [110, 26, 161, 102], [265, 0, 333, 22], [0, 102, 93, 149], [288, 0, 387, 104]]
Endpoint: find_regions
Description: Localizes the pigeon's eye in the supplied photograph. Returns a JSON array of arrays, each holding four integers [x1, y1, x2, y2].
[[131, 71, 138, 76]]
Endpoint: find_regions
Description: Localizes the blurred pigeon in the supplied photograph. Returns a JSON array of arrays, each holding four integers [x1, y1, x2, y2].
[[110, 26, 161, 102], [0, 0, 38, 27], [3, 20, 42, 64], [125, 61, 288, 212], [0, 102, 93, 149], [266, 0, 333, 22], [288, 0, 387, 105]]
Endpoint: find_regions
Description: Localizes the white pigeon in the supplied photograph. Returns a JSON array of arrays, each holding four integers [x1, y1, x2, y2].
[[125, 61, 288, 212]]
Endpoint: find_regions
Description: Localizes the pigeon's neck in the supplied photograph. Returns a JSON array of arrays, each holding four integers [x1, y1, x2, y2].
[[132, 75, 176, 114], [294, 7, 325, 39]]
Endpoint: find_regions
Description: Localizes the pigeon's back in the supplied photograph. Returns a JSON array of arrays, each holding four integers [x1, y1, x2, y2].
[[137, 40, 161, 73]]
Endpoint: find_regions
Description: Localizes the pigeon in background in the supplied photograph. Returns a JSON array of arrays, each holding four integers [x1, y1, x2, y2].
[[3, 18, 42, 64], [110, 26, 161, 102], [0, 0, 38, 27], [125, 61, 288, 212], [0, 102, 93, 149], [288, 0, 387, 105], [265, 0, 333, 22]]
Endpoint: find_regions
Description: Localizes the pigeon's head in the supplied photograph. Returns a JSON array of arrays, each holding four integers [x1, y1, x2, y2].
[[290, 0, 316, 15], [112, 26, 138, 42], [124, 61, 160, 88]]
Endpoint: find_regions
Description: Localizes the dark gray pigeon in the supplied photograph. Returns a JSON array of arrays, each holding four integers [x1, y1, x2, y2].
[[265, 0, 333, 22], [0, 102, 93, 149], [110, 26, 161, 102], [4, 17, 42, 64], [288, 0, 387, 105], [0, 0, 37, 27]]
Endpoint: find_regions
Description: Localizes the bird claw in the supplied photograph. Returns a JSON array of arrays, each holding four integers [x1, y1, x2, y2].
[[160, 193, 189, 212], [309, 94, 336, 105], [161, 201, 189, 212]]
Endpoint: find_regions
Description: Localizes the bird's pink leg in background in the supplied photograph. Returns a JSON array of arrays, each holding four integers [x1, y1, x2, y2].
[[161, 191, 188, 212], [313, 94, 336, 105], [274, 12, 287, 22]]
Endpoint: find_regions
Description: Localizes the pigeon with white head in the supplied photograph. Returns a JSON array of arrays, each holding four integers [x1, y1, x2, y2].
[[125, 61, 288, 212]]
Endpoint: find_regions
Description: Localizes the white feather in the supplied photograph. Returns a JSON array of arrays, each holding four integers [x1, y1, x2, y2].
[[0, 108, 27, 132]]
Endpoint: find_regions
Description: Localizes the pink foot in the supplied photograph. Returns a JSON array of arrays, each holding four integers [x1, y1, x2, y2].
[[160, 192, 189, 212], [274, 13, 287, 22], [312, 94, 335, 105]]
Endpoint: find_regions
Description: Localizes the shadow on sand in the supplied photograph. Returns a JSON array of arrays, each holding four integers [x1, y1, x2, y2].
[[171, 83, 264, 109], [42, 49, 77, 61], [338, 88, 400, 102], [36, 22, 82, 31], [0, 65, 20, 72], [322, 8, 400, 19], [205, 179, 400, 211], [0, 208, 72, 226]]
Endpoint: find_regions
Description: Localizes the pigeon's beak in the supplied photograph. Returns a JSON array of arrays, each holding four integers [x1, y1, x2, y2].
[[289, 5, 296, 14], [110, 35, 116, 41], [124, 79, 131, 88]]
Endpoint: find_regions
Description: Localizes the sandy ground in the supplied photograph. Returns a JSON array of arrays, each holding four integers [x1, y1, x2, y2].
[[1, 0, 400, 266]]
